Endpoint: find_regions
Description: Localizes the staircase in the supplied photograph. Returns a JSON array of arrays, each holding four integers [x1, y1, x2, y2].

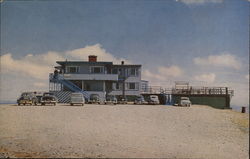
[[50, 74, 89, 99], [51, 91, 71, 103]]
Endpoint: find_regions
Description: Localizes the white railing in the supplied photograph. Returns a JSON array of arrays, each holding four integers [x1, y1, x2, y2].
[[141, 86, 172, 94], [62, 73, 118, 81]]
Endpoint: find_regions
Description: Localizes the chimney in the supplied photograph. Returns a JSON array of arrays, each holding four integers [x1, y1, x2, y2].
[[88, 55, 97, 62], [121, 61, 124, 65]]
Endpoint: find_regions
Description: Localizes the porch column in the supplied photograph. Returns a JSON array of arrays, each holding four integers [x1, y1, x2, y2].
[[103, 81, 106, 92], [82, 81, 84, 91], [103, 81, 106, 98]]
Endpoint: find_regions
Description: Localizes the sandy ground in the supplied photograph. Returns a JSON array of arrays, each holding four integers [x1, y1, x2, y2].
[[0, 104, 249, 159]]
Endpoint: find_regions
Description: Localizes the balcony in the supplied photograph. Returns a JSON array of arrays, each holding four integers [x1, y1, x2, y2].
[[61, 73, 118, 81]]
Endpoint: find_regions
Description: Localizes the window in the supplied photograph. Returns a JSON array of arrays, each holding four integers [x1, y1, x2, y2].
[[130, 68, 136, 76], [116, 83, 120, 90], [67, 66, 79, 73], [118, 68, 122, 75], [128, 68, 138, 76], [113, 82, 121, 90], [112, 68, 118, 74], [129, 83, 136, 90], [90, 66, 104, 74], [126, 82, 139, 90]]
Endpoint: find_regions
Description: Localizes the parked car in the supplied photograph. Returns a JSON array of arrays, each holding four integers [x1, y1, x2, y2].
[[88, 94, 101, 104], [179, 97, 191, 107], [134, 95, 147, 105], [148, 95, 160, 105], [104, 95, 117, 105], [70, 93, 85, 106], [117, 96, 128, 104], [34, 92, 43, 105], [41, 92, 57, 106], [17, 92, 38, 106]]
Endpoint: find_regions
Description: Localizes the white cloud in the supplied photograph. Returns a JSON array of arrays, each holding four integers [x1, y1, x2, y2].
[[66, 44, 131, 64], [0, 52, 64, 80], [179, 0, 223, 5], [158, 65, 183, 77], [143, 70, 165, 81], [142, 65, 183, 86], [193, 54, 241, 69], [194, 73, 216, 83]]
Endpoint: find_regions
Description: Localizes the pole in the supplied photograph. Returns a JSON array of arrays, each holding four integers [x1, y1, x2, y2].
[[241, 107, 246, 113], [225, 87, 229, 108]]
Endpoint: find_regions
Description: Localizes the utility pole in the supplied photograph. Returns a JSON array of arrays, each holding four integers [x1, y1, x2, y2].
[[121, 61, 125, 99]]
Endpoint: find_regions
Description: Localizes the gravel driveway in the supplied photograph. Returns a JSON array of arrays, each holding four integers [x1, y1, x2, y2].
[[0, 104, 248, 158]]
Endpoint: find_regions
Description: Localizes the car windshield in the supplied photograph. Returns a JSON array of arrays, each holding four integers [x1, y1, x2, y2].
[[181, 97, 189, 100], [137, 96, 144, 100], [72, 94, 82, 97], [43, 96, 55, 100], [43, 93, 54, 96], [21, 93, 31, 96]]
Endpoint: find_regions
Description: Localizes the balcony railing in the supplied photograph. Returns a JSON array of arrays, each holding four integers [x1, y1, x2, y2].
[[55, 73, 118, 81]]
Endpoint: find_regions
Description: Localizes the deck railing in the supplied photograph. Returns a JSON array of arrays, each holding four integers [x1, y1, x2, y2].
[[141, 85, 234, 97], [172, 87, 234, 97]]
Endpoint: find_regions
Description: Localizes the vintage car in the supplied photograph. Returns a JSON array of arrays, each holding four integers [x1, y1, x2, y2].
[[117, 96, 128, 104], [148, 95, 160, 105], [134, 95, 147, 105], [33, 92, 44, 105], [17, 92, 38, 106], [40, 92, 58, 106], [104, 95, 117, 105], [88, 94, 101, 104], [179, 97, 191, 107], [70, 92, 85, 106]]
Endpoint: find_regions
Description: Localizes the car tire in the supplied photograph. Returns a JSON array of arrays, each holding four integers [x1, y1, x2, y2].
[[70, 103, 73, 106], [54, 103, 56, 106]]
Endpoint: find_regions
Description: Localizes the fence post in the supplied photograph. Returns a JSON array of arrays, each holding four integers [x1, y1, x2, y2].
[[241, 107, 246, 113]]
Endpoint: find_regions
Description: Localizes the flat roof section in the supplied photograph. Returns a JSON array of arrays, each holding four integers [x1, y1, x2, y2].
[[112, 64, 141, 67], [56, 61, 141, 67], [56, 61, 113, 65]]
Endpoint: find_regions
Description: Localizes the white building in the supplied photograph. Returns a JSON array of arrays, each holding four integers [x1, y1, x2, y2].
[[49, 55, 148, 103]]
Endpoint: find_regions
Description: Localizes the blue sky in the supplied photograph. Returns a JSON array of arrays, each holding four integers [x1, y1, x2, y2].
[[0, 0, 249, 106]]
